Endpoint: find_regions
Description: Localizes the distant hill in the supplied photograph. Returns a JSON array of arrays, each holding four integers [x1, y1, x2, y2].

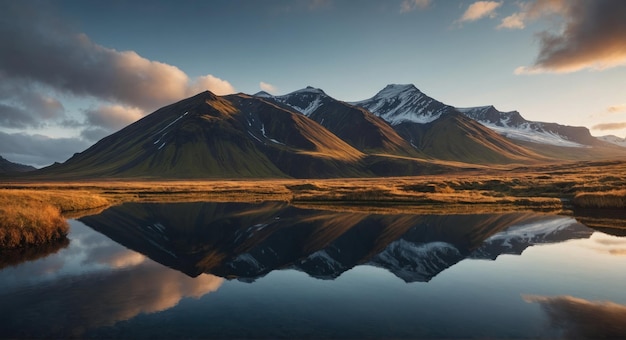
[[0, 156, 36, 173]]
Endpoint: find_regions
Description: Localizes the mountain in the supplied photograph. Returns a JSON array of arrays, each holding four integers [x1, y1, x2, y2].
[[39, 91, 370, 178], [353, 85, 545, 164], [457, 105, 601, 148], [79, 201, 593, 282], [259, 87, 421, 157], [0, 155, 36, 173], [351, 84, 453, 125], [598, 135, 626, 148]]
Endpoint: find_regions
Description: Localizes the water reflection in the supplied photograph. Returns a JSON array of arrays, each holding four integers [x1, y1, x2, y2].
[[0, 221, 222, 338], [79, 202, 593, 282], [2, 202, 625, 339], [0, 238, 68, 270], [525, 295, 626, 339]]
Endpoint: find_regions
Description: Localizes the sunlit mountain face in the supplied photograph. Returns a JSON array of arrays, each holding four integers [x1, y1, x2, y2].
[[79, 201, 593, 282], [25, 83, 625, 180]]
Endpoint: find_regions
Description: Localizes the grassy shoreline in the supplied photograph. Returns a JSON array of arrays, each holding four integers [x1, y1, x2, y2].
[[1, 160, 625, 249]]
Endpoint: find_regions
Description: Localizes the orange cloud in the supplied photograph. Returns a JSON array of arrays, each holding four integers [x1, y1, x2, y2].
[[260, 81, 278, 94], [524, 295, 626, 339], [592, 122, 626, 131], [84, 104, 145, 131], [514, 0, 626, 74], [0, 4, 236, 112], [607, 104, 626, 113], [458, 1, 502, 23]]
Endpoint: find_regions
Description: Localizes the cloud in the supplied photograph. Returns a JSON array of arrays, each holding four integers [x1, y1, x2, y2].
[[497, 12, 525, 29], [189, 75, 236, 96], [0, 131, 90, 167], [0, 77, 66, 128], [80, 128, 110, 143], [524, 295, 626, 339], [259, 81, 278, 94], [0, 103, 37, 128], [84, 104, 145, 131], [457, 1, 502, 23], [400, 0, 431, 13], [498, 0, 566, 30], [607, 104, 626, 113], [514, 0, 626, 74], [592, 122, 626, 131], [0, 2, 235, 113]]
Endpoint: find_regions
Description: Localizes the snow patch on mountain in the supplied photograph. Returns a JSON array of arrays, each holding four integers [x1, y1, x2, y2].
[[368, 239, 461, 282], [352, 84, 447, 125], [271, 87, 326, 116], [482, 216, 578, 248], [484, 122, 585, 148], [598, 135, 626, 147], [458, 107, 587, 148]]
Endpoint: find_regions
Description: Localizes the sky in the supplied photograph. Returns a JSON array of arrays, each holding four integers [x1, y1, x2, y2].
[[1, 0, 626, 167]]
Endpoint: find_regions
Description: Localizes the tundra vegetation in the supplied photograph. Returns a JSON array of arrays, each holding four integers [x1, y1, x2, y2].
[[0, 160, 625, 249]]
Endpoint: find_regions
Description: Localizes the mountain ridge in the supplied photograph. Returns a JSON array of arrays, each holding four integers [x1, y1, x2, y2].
[[20, 83, 626, 179]]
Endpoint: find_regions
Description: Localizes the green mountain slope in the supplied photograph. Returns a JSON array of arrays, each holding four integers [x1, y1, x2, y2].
[[39, 91, 370, 179], [393, 112, 546, 164]]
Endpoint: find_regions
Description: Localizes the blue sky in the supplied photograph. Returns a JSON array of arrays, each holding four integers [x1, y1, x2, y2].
[[1, 0, 626, 166]]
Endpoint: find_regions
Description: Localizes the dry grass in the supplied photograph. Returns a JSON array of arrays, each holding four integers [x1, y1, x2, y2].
[[573, 190, 626, 209], [1, 160, 625, 248], [0, 190, 110, 249], [0, 201, 68, 248]]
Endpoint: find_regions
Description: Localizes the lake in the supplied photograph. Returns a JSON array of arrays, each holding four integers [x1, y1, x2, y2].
[[1, 201, 625, 339]]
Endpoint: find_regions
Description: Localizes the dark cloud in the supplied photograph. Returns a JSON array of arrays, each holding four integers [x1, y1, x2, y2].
[[0, 103, 38, 128], [516, 0, 626, 73], [0, 75, 65, 128], [80, 127, 110, 142], [0, 131, 90, 167], [592, 122, 626, 131], [525, 295, 626, 339]]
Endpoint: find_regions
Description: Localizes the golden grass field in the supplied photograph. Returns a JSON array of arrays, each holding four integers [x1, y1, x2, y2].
[[1, 160, 625, 249]]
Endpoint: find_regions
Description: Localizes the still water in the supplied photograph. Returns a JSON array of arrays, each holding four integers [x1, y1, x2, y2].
[[1, 202, 625, 339]]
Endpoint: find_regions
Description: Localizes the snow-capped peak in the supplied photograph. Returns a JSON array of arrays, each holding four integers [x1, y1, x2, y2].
[[598, 135, 626, 148], [375, 84, 420, 98], [254, 91, 273, 98], [457, 105, 589, 148], [291, 86, 327, 96], [352, 84, 449, 125], [271, 87, 328, 116]]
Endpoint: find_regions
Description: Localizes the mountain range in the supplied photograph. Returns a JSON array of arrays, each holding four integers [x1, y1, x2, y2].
[[79, 201, 593, 282], [32, 84, 626, 179], [0, 155, 36, 174]]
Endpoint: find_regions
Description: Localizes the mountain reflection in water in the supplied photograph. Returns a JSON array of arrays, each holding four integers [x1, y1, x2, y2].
[[79, 201, 593, 282], [2, 201, 625, 339]]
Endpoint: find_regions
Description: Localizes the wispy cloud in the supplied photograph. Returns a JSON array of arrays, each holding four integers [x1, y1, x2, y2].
[[400, 0, 431, 13], [607, 104, 626, 114], [259, 81, 278, 94], [513, 0, 626, 74], [457, 1, 502, 23], [592, 122, 626, 131], [497, 12, 525, 29]]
